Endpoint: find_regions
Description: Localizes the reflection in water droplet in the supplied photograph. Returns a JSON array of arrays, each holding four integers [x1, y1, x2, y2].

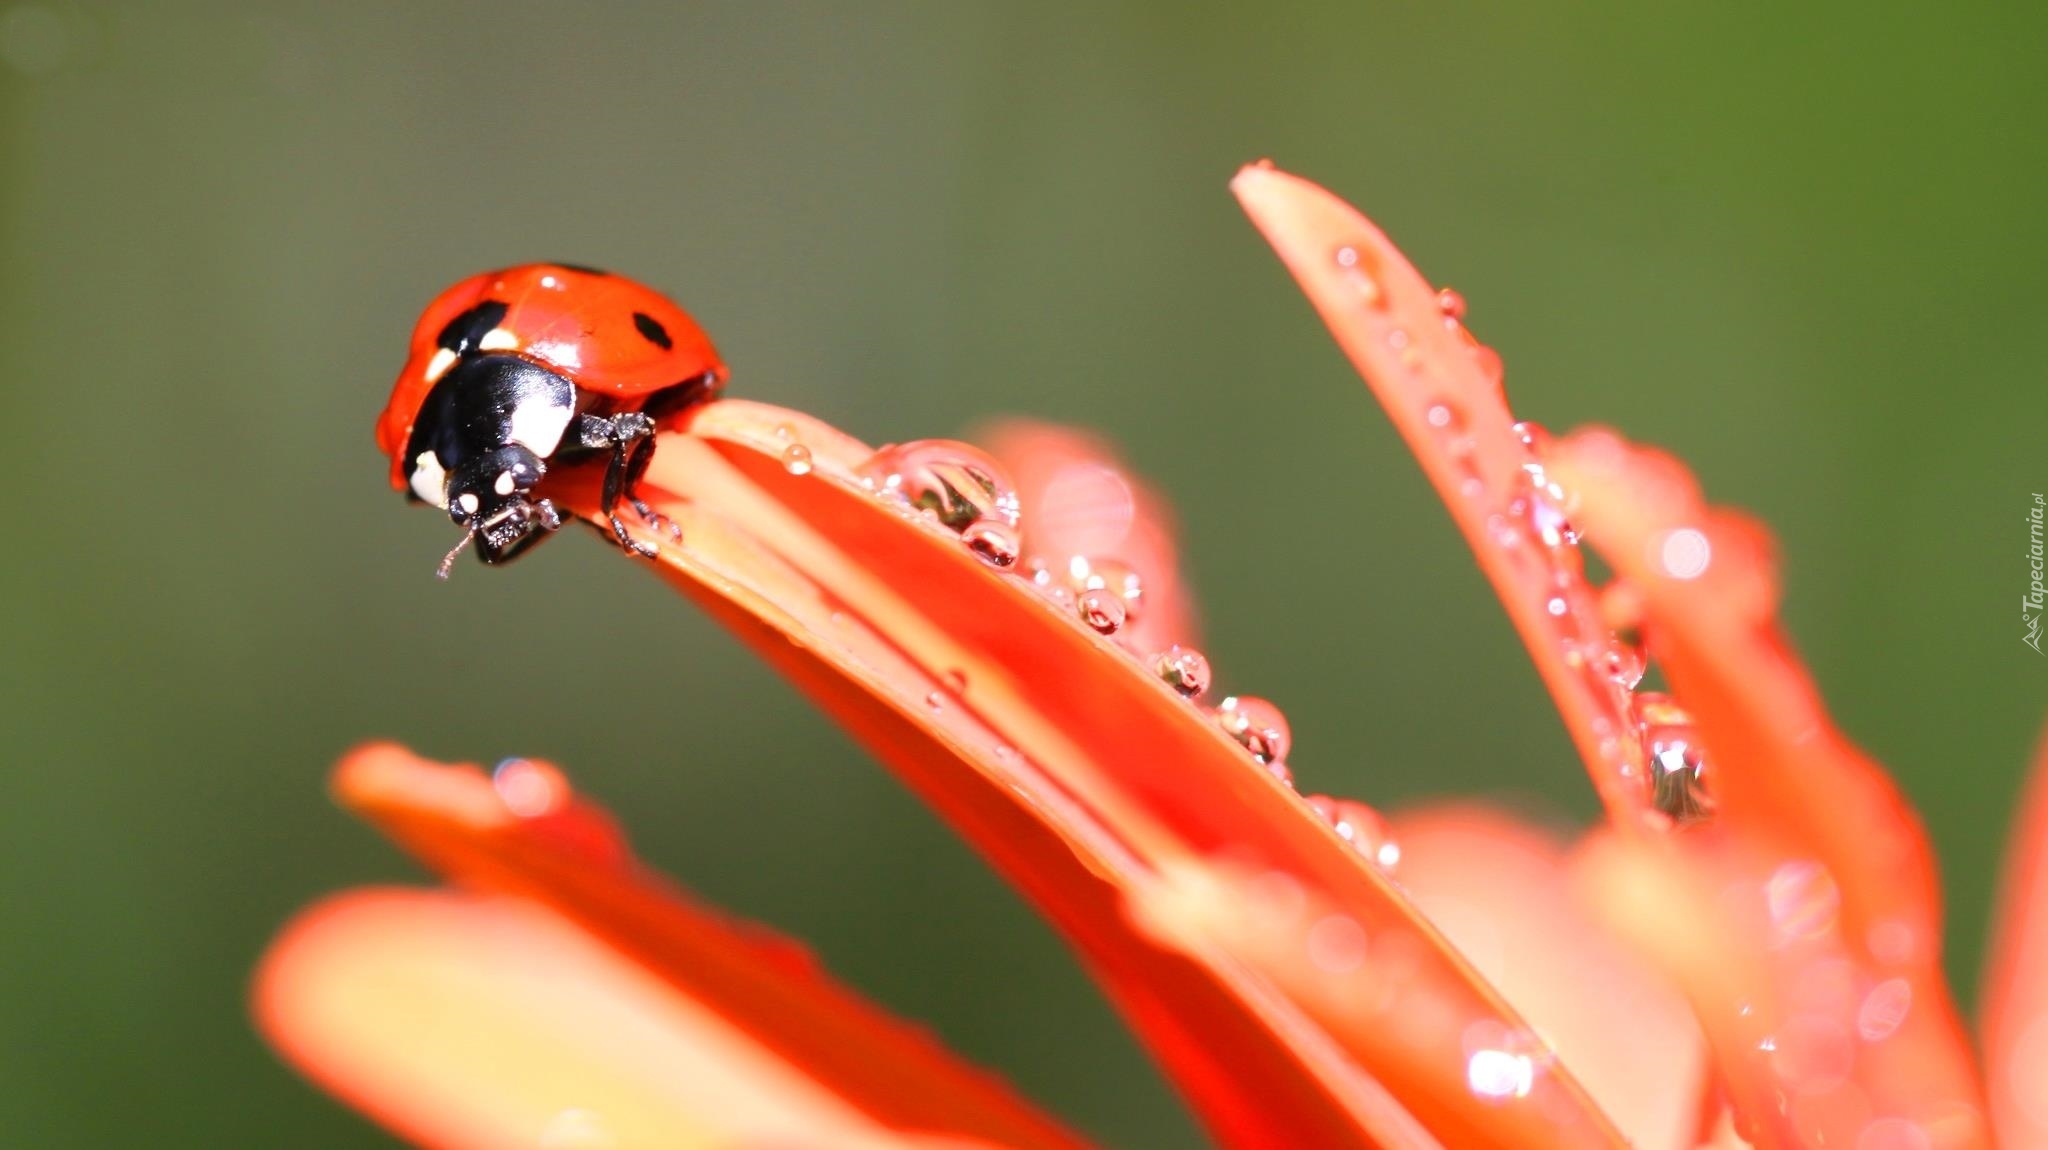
[[1077, 588, 1126, 635], [1066, 556, 1145, 623], [925, 691, 944, 713], [1153, 645, 1211, 698], [492, 758, 566, 818], [1631, 692, 1715, 825], [1596, 639, 1646, 689], [962, 522, 1019, 569], [858, 440, 1022, 533], [781, 443, 813, 475], [1213, 695, 1291, 766]]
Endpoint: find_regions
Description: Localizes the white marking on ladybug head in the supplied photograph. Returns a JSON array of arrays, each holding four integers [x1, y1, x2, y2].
[[424, 346, 459, 383], [493, 469, 516, 496], [506, 392, 574, 458], [409, 450, 449, 508], [455, 492, 480, 516], [479, 328, 519, 352]]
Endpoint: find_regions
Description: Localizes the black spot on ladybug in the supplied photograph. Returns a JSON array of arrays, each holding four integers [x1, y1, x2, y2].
[[554, 262, 609, 276], [436, 300, 509, 355], [632, 311, 673, 350]]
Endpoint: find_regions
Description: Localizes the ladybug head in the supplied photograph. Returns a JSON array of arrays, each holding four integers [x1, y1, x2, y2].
[[402, 354, 578, 574], [442, 443, 559, 571]]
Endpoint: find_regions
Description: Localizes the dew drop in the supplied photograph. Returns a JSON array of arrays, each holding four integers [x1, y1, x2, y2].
[[1596, 639, 1646, 689], [962, 522, 1020, 569], [925, 691, 945, 713], [1213, 695, 1291, 765], [1068, 557, 1145, 623], [1436, 286, 1467, 320], [1306, 795, 1399, 868], [1335, 245, 1359, 268], [1631, 692, 1714, 825], [858, 440, 1022, 533], [781, 443, 814, 475], [1153, 645, 1212, 698], [1077, 588, 1126, 635], [942, 668, 968, 694]]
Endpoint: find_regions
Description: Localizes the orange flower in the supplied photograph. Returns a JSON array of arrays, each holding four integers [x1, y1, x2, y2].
[[255, 166, 2043, 1149]]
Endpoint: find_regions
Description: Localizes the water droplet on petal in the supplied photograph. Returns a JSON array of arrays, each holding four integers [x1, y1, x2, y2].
[[1632, 692, 1715, 825], [781, 443, 813, 475], [962, 522, 1019, 569], [1068, 557, 1145, 623], [1153, 645, 1211, 697], [1077, 588, 1126, 635], [925, 691, 945, 713], [858, 440, 1022, 532], [1213, 695, 1291, 765], [1436, 286, 1467, 320], [1596, 639, 1646, 689], [1306, 794, 1398, 868], [492, 758, 567, 818]]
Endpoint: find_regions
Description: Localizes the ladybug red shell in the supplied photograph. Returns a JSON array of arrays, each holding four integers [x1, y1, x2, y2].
[[376, 263, 727, 569]]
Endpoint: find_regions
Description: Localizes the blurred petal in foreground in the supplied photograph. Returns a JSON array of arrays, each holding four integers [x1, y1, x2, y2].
[[255, 745, 1095, 1150], [1983, 724, 2048, 1148]]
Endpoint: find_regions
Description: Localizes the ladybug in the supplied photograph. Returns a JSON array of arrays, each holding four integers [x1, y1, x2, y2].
[[376, 263, 726, 571]]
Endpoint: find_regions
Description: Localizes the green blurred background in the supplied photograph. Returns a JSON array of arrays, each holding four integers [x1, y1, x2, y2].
[[1, 2, 2042, 1145]]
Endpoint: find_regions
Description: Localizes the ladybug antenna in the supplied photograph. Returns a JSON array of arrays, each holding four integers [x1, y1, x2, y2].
[[435, 526, 477, 580]]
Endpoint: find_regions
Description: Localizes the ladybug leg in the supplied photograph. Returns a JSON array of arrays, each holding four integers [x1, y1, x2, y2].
[[572, 411, 660, 558]]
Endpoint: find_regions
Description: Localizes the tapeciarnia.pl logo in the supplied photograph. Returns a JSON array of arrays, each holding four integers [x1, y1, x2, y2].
[[2027, 493, 2045, 655]]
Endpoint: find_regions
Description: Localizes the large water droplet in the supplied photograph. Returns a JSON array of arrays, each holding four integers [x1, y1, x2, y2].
[[1631, 692, 1714, 825], [1153, 645, 1211, 698], [859, 440, 1022, 533], [1596, 638, 1646, 689], [781, 443, 813, 475], [1213, 695, 1291, 766]]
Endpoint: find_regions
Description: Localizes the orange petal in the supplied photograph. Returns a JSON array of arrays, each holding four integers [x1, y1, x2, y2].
[[1550, 429, 1989, 1148], [256, 745, 1094, 1150], [1230, 163, 1657, 829], [1980, 719, 2048, 1146], [1388, 807, 1708, 1150], [537, 404, 1626, 1148]]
